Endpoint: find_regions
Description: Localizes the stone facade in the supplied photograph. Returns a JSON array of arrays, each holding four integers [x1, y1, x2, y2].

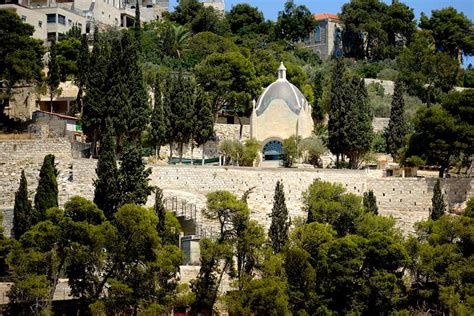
[[1, 138, 472, 238]]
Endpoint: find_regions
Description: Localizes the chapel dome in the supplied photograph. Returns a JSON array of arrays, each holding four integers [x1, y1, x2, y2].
[[256, 62, 307, 116]]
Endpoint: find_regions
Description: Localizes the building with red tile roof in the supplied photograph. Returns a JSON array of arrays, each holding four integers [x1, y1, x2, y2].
[[302, 13, 344, 60]]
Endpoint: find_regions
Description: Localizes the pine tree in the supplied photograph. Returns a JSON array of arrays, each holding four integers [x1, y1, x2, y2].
[[363, 190, 378, 215], [193, 87, 214, 164], [269, 180, 290, 253], [327, 58, 349, 166], [155, 187, 166, 238], [343, 77, 374, 169], [387, 78, 408, 160], [47, 41, 61, 112], [119, 144, 153, 206], [150, 74, 166, 159], [125, 32, 149, 145], [430, 179, 446, 221], [34, 154, 58, 220], [93, 119, 121, 219], [13, 170, 34, 239]]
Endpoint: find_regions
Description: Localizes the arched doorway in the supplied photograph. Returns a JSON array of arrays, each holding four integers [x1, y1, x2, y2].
[[262, 140, 283, 160]]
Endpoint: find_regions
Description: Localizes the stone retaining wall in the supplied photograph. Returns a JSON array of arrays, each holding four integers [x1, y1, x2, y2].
[[1, 140, 473, 236]]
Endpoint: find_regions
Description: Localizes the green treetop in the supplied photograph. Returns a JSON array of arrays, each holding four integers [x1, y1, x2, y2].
[[269, 180, 290, 253], [226, 3, 265, 36], [0, 10, 44, 116], [420, 7, 474, 64], [34, 154, 58, 220], [275, 0, 315, 42]]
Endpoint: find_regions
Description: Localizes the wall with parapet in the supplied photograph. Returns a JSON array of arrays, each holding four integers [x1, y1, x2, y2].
[[1, 140, 473, 237]]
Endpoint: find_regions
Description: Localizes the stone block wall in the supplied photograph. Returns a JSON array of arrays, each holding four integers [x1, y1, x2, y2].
[[0, 139, 75, 236], [159, 124, 251, 160], [1, 139, 473, 236]]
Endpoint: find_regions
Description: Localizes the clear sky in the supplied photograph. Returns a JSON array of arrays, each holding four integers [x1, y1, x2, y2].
[[169, 0, 473, 20], [169, 0, 474, 65]]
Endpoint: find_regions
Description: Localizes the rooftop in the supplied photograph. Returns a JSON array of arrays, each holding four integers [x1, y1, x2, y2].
[[313, 13, 340, 21]]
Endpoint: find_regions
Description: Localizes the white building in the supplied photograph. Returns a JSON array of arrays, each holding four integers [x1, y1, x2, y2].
[[250, 63, 314, 160], [201, 0, 223, 13], [0, 0, 168, 42]]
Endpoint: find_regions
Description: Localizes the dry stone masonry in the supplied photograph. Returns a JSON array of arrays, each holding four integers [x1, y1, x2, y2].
[[0, 139, 472, 237]]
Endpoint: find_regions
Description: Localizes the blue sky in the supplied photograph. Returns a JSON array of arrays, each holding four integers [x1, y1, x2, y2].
[[169, 0, 473, 20], [169, 0, 474, 65]]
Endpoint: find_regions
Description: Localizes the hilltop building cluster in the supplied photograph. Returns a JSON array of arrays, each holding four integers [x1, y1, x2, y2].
[[0, 0, 225, 42]]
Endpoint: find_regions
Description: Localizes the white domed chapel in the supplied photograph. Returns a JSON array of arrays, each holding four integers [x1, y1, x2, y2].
[[250, 62, 314, 160]]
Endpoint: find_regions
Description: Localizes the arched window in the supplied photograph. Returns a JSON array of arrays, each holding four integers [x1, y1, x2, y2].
[[314, 27, 321, 43]]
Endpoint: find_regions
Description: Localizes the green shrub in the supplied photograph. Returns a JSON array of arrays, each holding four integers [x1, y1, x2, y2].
[[377, 68, 399, 81], [241, 138, 261, 167], [372, 130, 387, 153], [300, 136, 326, 167], [282, 136, 301, 168]]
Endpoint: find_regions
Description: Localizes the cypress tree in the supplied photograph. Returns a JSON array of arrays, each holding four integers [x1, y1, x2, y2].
[[269, 180, 290, 253], [82, 27, 109, 156], [119, 144, 153, 206], [105, 34, 130, 152], [155, 187, 166, 238], [47, 41, 61, 112], [430, 179, 446, 221], [134, 0, 141, 51], [93, 119, 121, 219], [193, 88, 214, 164], [125, 32, 149, 145], [75, 34, 89, 116], [34, 154, 58, 220], [363, 190, 378, 215], [311, 71, 324, 123], [162, 75, 176, 161], [387, 78, 408, 160], [150, 73, 166, 159], [327, 58, 349, 166], [13, 170, 34, 239], [173, 73, 196, 162], [343, 77, 374, 169]]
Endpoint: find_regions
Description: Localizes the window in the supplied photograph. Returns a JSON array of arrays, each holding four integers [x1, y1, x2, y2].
[[21, 15, 27, 22], [47, 13, 56, 23], [38, 21, 43, 28], [68, 19, 72, 25], [77, 23, 82, 30], [314, 27, 321, 43], [58, 14, 66, 25], [47, 32, 56, 41]]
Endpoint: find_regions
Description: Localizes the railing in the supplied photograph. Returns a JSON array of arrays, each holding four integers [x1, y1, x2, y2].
[[164, 196, 218, 239]]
